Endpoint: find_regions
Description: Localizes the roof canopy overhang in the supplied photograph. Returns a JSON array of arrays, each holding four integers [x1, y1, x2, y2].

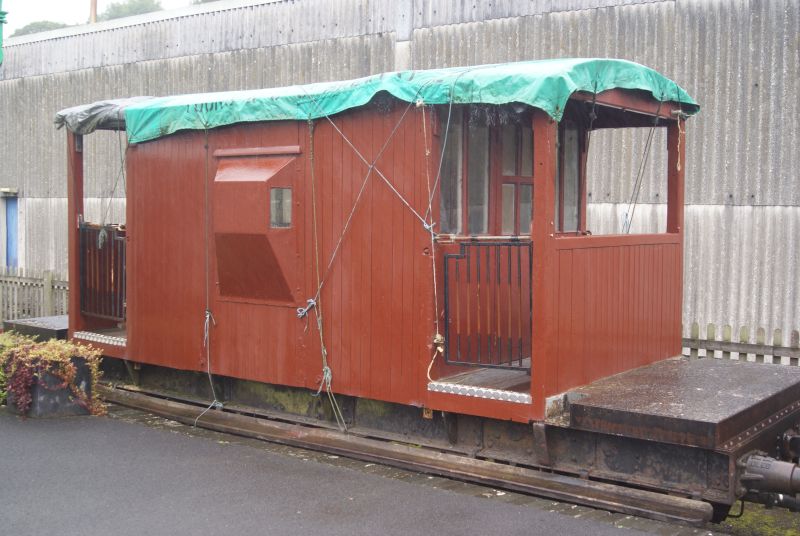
[[55, 58, 699, 144]]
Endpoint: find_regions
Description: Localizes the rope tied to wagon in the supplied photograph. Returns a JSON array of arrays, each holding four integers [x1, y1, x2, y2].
[[195, 121, 223, 427], [97, 108, 129, 249], [298, 86, 449, 420], [622, 99, 663, 234], [305, 119, 347, 431], [296, 298, 316, 319], [297, 90, 428, 314], [672, 80, 686, 173], [203, 309, 216, 349], [314, 365, 332, 397], [422, 103, 444, 380]]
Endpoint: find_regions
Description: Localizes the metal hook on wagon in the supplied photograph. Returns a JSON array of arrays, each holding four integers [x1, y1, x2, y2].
[[432, 333, 444, 354], [296, 298, 317, 319], [427, 334, 445, 383]]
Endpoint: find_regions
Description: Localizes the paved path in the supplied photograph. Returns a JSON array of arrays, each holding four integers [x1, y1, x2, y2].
[[0, 406, 719, 536]]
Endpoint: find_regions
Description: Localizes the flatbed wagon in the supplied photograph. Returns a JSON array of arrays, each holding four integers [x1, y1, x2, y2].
[[56, 59, 800, 524]]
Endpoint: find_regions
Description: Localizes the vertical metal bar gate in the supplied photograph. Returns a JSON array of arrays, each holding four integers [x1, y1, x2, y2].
[[443, 240, 532, 370], [79, 223, 126, 322]]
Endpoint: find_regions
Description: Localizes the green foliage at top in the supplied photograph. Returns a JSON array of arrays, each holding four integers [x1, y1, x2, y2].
[[98, 0, 163, 21], [10, 20, 69, 37], [0, 333, 104, 416], [193, 0, 221, 4], [0, 332, 34, 404]]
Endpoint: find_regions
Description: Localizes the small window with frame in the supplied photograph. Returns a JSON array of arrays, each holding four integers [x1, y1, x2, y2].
[[498, 119, 534, 236], [438, 105, 534, 237], [555, 121, 583, 234], [270, 187, 292, 228]]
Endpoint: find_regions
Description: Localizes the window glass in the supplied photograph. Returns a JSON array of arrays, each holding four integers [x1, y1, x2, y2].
[[519, 184, 532, 235], [467, 123, 489, 234], [554, 143, 560, 230], [520, 126, 533, 177], [270, 187, 292, 228], [501, 124, 516, 176], [561, 125, 580, 232], [439, 110, 463, 234], [502, 124, 534, 178], [501, 184, 516, 235]]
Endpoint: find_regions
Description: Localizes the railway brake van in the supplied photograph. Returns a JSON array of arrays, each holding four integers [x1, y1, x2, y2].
[[57, 59, 800, 524]]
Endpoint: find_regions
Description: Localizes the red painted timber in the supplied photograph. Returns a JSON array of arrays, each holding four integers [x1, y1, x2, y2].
[[124, 104, 438, 407], [69, 91, 688, 425], [67, 133, 87, 336]]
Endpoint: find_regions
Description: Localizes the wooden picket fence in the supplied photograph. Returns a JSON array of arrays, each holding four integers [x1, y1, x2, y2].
[[0, 267, 69, 325], [683, 322, 800, 366]]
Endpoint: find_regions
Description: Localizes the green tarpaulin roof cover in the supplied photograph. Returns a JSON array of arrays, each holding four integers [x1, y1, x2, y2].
[[117, 58, 698, 144]]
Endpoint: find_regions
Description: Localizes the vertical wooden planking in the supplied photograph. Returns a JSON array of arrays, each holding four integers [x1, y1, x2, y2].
[[337, 113, 352, 390], [126, 130, 207, 373], [545, 237, 683, 400], [322, 108, 337, 387], [401, 108, 418, 398], [556, 250, 571, 392], [388, 108, 404, 397], [355, 109, 373, 396], [409, 108, 421, 399], [654, 244, 664, 359], [380, 106, 398, 395]]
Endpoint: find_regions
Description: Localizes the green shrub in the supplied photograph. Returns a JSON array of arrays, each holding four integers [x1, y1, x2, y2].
[[0, 333, 104, 415]]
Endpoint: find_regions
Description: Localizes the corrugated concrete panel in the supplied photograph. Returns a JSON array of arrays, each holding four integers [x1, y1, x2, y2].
[[682, 204, 800, 344], [17, 198, 124, 274], [0, 0, 667, 79], [411, 0, 800, 207], [588, 203, 800, 343], [0, 34, 394, 199], [0, 0, 397, 79], [586, 202, 667, 235], [586, 128, 667, 206], [411, 0, 667, 29]]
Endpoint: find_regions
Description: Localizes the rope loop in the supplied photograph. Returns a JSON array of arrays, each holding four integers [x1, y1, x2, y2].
[[296, 298, 317, 318], [313, 365, 333, 397], [97, 227, 108, 250], [203, 309, 216, 349]]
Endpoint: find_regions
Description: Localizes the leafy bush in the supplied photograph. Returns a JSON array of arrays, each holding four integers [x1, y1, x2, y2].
[[0, 333, 104, 416]]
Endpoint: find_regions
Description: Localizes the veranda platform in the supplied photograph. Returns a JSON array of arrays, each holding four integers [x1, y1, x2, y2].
[[567, 357, 800, 450]]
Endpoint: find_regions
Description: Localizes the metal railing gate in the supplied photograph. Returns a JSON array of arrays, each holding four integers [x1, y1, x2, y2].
[[79, 223, 126, 322], [442, 241, 532, 370]]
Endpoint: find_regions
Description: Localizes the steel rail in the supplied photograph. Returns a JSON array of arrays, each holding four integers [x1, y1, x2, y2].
[[99, 384, 713, 526]]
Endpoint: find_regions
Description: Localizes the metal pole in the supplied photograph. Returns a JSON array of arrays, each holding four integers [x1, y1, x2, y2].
[[89, 0, 97, 24]]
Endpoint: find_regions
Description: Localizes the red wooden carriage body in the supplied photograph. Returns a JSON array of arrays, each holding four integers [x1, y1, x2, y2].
[[61, 61, 800, 521], [65, 62, 688, 424]]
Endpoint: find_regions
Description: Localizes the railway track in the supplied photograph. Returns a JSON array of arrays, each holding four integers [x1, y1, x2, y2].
[[99, 383, 714, 527]]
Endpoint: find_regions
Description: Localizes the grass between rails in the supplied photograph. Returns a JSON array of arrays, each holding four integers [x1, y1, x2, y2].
[[719, 503, 800, 536]]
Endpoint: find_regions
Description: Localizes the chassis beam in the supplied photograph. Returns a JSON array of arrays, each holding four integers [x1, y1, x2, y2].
[[99, 384, 713, 526]]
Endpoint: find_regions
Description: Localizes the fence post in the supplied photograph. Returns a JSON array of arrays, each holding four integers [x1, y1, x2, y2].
[[43, 270, 54, 316], [0, 269, 4, 325]]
